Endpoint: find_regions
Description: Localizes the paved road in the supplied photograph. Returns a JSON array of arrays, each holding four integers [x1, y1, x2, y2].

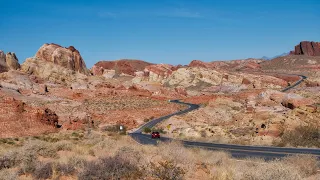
[[130, 75, 320, 159], [281, 74, 307, 92]]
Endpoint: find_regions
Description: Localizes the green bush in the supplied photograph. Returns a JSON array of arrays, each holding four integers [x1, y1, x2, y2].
[[143, 127, 152, 133]]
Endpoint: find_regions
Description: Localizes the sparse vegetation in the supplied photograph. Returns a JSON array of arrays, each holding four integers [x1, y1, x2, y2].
[[101, 125, 127, 135], [32, 162, 53, 179], [0, 131, 318, 179], [280, 125, 320, 148], [79, 156, 143, 179], [151, 160, 185, 180]]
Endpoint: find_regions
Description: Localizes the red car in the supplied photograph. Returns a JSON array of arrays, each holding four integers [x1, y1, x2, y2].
[[151, 132, 160, 138]]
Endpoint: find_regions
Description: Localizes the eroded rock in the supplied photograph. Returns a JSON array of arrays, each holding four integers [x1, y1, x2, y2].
[[35, 43, 89, 74]]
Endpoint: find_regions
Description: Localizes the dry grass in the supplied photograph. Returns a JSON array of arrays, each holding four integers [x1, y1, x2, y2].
[[280, 125, 320, 148], [0, 130, 318, 179]]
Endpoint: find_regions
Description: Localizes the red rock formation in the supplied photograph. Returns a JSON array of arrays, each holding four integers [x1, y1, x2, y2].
[[273, 74, 300, 83], [144, 64, 179, 79], [35, 43, 88, 74], [189, 60, 209, 68], [92, 59, 152, 76], [290, 41, 320, 56], [0, 93, 57, 138], [281, 94, 314, 109], [36, 108, 59, 127]]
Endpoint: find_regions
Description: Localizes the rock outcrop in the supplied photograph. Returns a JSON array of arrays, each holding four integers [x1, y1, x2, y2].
[[0, 50, 20, 73], [91, 59, 152, 76], [21, 57, 88, 85], [0, 94, 57, 138], [290, 41, 320, 56], [35, 43, 89, 74], [163, 67, 286, 90]]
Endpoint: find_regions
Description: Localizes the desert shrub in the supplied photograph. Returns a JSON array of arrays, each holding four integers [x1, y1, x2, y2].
[[143, 127, 152, 133], [144, 118, 150, 122], [157, 141, 195, 166], [0, 151, 19, 170], [67, 156, 86, 169], [40, 136, 60, 143], [27, 140, 57, 158], [195, 149, 231, 166], [150, 160, 185, 180], [200, 130, 207, 138], [32, 162, 53, 180], [283, 155, 319, 177], [54, 140, 73, 151], [144, 116, 155, 122], [152, 128, 166, 134], [211, 167, 234, 180], [240, 161, 301, 180], [115, 146, 143, 165], [55, 163, 75, 176], [78, 156, 142, 180], [0, 138, 16, 145], [101, 125, 127, 135], [280, 125, 320, 147], [0, 169, 18, 180], [18, 151, 37, 174], [88, 148, 95, 156]]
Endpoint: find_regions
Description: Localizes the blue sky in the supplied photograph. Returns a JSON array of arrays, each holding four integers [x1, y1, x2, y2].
[[0, 0, 319, 67]]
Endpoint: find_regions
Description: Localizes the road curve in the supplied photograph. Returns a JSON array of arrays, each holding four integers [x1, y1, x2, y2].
[[130, 75, 320, 159], [281, 74, 307, 92]]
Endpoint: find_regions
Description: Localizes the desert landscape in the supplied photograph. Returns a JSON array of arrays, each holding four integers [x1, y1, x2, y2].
[[0, 40, 319, 179]]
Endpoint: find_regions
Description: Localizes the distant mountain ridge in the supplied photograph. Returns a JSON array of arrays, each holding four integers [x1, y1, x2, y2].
[[261, 52, 290, 60]]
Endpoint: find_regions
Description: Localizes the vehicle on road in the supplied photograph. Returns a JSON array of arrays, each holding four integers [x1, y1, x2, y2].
[[151, 132, 160, 138]]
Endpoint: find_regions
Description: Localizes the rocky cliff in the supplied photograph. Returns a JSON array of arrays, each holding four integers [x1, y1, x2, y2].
[[290, 41, 320, 56]]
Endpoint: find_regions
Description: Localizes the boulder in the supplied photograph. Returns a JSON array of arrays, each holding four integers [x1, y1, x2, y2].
[[35, 43, 89, 74]]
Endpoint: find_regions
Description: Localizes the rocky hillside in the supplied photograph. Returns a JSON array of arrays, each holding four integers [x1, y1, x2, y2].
[[189, 59, 263, 71], [290, 41, 320, 56], [35, 43, 89, 74], [0, 50, 20, 73], [91, 59, 153, 77], [261, 55, 320, 71]]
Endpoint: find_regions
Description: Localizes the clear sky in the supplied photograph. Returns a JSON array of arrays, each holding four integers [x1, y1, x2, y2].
[[0, 0, 319, 67]]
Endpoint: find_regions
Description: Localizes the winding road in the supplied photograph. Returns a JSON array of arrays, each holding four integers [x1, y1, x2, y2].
[[129, 75, 320, 159]]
